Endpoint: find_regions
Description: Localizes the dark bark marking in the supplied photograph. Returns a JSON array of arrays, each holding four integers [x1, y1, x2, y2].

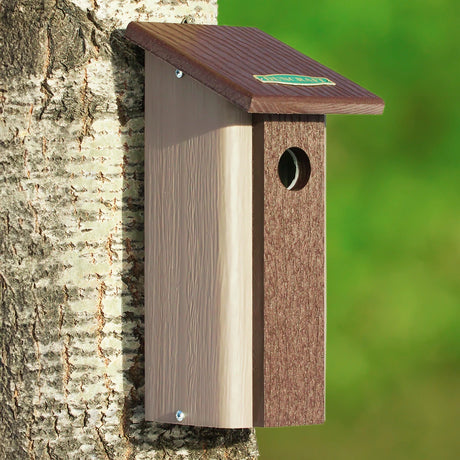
[[0, 0, 108, 78], [96, 280, 109, 366], [62, 334, 71, 397], [96, 425, 113, 460]]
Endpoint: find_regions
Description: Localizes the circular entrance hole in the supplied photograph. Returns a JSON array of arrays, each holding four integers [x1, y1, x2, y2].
[[278, 147, 311, 191]]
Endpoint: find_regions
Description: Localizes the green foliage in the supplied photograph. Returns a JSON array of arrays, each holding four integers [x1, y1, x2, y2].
[[219, 1, 459, 458]]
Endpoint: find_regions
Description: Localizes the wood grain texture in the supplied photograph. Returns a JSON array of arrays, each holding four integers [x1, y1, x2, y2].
[[145, 53, 253, 428], [253, 115, 326, 427], [126, 22, 384, 115]]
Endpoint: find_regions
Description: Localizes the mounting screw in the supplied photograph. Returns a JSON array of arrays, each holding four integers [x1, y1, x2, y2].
[[175, 410, 185, 422], [175, 69, 184, 79], [181, 16, 195, 24]]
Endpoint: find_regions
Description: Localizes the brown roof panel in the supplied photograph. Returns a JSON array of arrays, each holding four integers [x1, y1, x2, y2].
[[125, 22, 384, 115]]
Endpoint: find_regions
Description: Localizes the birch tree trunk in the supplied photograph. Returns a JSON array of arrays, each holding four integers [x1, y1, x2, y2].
[[0, 1, 258, 458]]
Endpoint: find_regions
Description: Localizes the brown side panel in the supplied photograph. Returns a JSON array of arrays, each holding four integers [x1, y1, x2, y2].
[[253, 115, 326, 427]]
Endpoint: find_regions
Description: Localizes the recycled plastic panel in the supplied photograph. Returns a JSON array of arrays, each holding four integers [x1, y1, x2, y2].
[[253, 115, 326, 426], [144, 53, 253, 428]]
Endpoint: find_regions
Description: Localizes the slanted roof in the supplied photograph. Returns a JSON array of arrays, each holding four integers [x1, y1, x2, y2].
[[125, 22, 384, 115]]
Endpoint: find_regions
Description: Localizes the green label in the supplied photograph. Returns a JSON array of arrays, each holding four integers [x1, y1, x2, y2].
[[253, 74, 336, 86]]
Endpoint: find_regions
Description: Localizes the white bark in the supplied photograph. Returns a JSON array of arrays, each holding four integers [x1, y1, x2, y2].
[[0, 1, 258, 458]]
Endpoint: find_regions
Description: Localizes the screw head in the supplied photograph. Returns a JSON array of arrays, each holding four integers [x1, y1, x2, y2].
[[175, 410, 185, 422], [175, 69, 184, 79]]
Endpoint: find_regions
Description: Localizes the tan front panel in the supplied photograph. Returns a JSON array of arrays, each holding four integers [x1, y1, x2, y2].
[[145, 54, 253, 428]]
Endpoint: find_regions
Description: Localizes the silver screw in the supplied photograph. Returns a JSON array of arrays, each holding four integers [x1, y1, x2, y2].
[[181, 16, 195, 24], [175, 69, 184, 79], [175, 410, 185, 422]]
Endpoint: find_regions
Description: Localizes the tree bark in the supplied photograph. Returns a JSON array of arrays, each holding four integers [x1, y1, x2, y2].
[[0, 1, 258, 458]]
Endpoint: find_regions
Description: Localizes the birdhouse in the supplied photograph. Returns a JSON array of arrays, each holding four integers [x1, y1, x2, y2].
[[125, 22, 384, 429]]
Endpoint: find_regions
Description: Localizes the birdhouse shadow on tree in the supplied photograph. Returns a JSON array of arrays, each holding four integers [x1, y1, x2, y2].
[[125, 22, 384, 429]]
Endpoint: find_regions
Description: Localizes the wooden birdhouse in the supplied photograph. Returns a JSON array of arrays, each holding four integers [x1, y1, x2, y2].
[[125, 22, 384, 429]]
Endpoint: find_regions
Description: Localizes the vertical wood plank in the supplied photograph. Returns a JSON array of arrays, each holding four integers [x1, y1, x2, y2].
[[253, 114, 326, 427], [145, 54, 253, 428]]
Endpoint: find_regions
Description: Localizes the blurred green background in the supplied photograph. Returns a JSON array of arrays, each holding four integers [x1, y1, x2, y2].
[[219, 1, 459, 459]]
